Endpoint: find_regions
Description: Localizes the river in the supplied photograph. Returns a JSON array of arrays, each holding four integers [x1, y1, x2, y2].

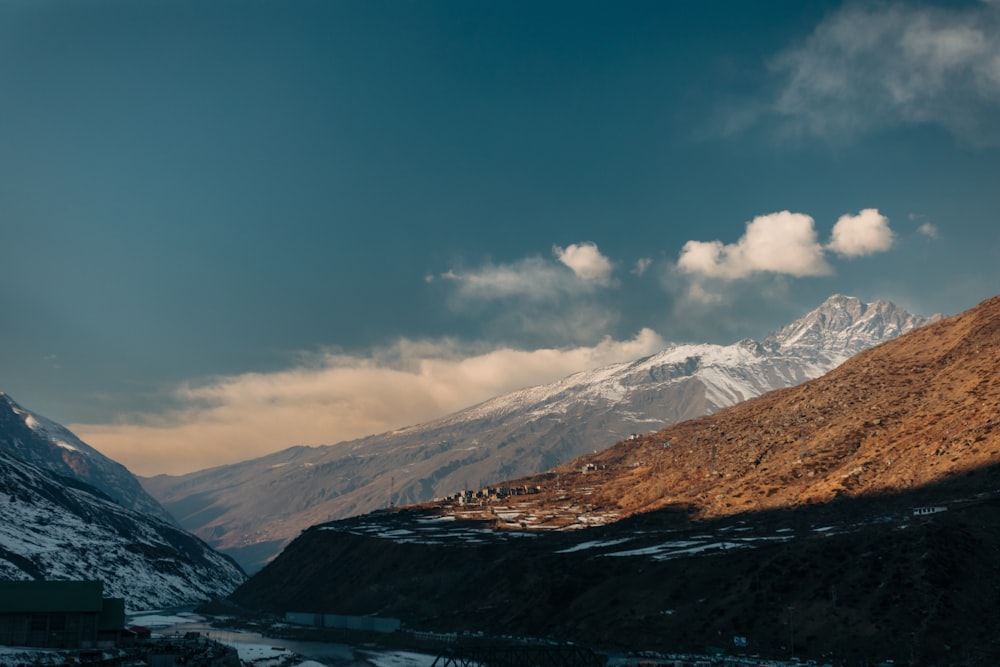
[[129, 610, 439, 667]]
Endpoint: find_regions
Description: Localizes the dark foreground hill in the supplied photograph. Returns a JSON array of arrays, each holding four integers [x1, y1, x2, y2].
[[230, 295, 1000, 666]]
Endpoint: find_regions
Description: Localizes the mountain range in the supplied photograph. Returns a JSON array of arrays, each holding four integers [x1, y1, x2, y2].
[[230, 294, 1000, 666], [0, 393, 245, 610], [142, 295, 938, 572]]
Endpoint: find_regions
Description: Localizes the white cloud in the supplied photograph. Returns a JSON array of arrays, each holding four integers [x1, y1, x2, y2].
[[677, 210, 831, 280], [633, 257, 653, 276], [71, 331, 668, 476], [917, 222, 939, 238], [437, 258, 569, 301], [767, 1, 1000, 145], [685, 282, 724, 305], [552, 242, 614, 284], [433, 244, 624, 345], [827, 208, 895, 257], [437, 241, 613, 302]]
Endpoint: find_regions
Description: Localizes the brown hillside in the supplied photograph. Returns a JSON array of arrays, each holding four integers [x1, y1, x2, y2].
[[514, 294, 1000, 521], [231, 296, 1000, 664]]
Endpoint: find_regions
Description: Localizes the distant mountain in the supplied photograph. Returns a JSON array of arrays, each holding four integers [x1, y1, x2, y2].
[[0, 392, 175, 524], [0, 448, 245, 611], [143, 295, 939, 572], [230, 294, 1000, 666]]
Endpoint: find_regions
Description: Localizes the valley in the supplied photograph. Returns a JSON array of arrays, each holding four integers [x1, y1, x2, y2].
[[226, 295, 1000, 666], [2, 293, 998, 665]]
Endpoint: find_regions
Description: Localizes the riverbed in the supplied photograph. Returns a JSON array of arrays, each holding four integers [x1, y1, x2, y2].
[[128, 610, 439, 667]]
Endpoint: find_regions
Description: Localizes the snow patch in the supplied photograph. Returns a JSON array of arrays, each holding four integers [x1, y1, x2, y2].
[[363, 649, 439, 667]]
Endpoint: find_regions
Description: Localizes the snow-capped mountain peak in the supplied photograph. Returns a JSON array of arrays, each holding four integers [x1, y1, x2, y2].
[[765, 294, 939, 364]]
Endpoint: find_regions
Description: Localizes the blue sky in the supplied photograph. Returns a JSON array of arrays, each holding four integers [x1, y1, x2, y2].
[[2, 0, 998, 475]]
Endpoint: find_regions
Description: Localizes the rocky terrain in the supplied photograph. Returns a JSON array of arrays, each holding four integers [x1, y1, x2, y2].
[[0, 393, 246, 610], [0, 392, 175, 524], [0, 447, 246, 610], [144, 295, 936, 572], [229, 294, 1000, 666]]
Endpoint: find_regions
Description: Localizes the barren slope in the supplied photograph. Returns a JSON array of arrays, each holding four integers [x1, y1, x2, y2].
[[230, 296, 1000, 665], [503, 293, 1000, 522]]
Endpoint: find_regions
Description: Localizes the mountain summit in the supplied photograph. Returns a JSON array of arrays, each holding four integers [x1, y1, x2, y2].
[[763, 294, 929, 361], [144, 295, 937, 572]]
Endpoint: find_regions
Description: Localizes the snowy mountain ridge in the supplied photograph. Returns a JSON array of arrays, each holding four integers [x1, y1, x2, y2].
[[761, 293, 924, 358], [0, 448, 245, 611], [143, 294, 939, 573], [437, 295, 932, 428], [0, 392, 175, 524]]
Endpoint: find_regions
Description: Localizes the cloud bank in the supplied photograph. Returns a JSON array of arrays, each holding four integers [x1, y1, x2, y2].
[[73, 329, 666, 476], [767, 0, 1000, 145]]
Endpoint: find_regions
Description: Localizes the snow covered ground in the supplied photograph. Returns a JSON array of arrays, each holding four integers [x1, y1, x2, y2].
[[123, 611, 439, 667], [0, 646, 66, 665]]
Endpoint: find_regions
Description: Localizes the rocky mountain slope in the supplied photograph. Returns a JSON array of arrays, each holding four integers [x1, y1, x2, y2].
[[0, 392, 175, 524], [229, 294, 1000, 666], [143, 295, 935, 572], [0, 448, 246, 611]]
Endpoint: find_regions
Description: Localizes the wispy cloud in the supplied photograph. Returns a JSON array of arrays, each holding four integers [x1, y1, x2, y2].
[[764, 1, 1000, 146], [72, 330, 667, 476], [434, 241, 615, 302], [430, 242, 623, 346], [435, 258, 566, 302], [917, 222, 939, 239], [633, 257, 653, 276]]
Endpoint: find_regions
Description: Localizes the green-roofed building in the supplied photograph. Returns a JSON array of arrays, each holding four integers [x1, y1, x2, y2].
[[0, 580, 125, 648]]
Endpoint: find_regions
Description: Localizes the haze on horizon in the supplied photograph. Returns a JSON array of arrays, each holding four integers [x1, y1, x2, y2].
[[2, 0, 998, 476]]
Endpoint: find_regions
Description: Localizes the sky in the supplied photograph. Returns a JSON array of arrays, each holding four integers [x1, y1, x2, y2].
[[2, 0, 999, 476]]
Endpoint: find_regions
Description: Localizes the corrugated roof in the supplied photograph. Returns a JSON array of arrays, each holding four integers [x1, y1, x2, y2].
[[0, 581, 104, 613]]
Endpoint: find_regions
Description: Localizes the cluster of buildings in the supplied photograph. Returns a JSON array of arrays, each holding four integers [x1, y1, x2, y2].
[[442, 484, 541, 505]]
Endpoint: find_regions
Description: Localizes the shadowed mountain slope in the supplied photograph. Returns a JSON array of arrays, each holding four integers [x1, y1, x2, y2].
[[0, 393, 246, 609], [230, 295, 1000, 665], [0, 449, 246, 611]]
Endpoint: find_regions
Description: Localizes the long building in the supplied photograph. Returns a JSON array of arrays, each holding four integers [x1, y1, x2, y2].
[[0, 580, 125, 649]]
